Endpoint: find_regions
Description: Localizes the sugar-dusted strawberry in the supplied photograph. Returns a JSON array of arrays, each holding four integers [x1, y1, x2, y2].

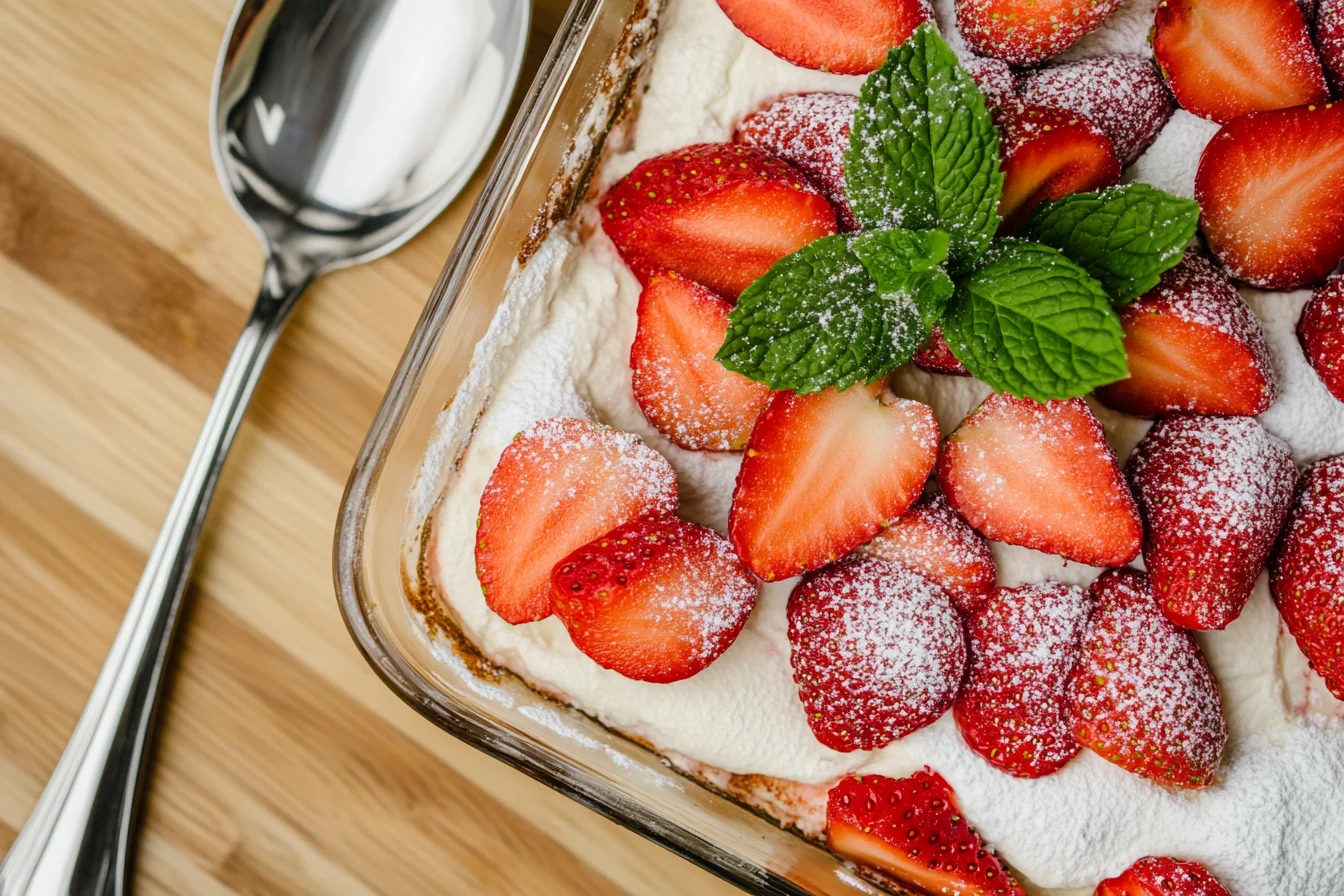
[[1094, 254, 1278, 417], [826, 771, 1025, 896], [914, 324, 971, 376], [600, 143, 837, 300], [715, 0, 930, 75], [1153, 0, 1329, 124], [630, 272, 771, 451], [550, 515, 757, 683], [1194, 102, 1344, 289], [735, 93, 860, 231], [1066, 569, 1227, 788], [1019, 56, 1176, 167], [997, 105, 1122, 232], [1298, 274, 1344, 403], [477, 418, 679, 624], [957, 0, 1127, 64], [954, 582, 1091, 778], [1319, 0, 1344, 93], [1128, 414, 1296, 630], [1270, 456, 1344, 701], [858, 492, 996, 615], [962, 54, 1019, 118], [730, 382, 939, 582], [937, 394, 1142, 568], [1095, 856, 1232, 896]]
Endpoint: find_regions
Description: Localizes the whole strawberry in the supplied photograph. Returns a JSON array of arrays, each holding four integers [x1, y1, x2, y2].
[[1095, 855, 1232, 895], [1298, 274, 1344, 404]]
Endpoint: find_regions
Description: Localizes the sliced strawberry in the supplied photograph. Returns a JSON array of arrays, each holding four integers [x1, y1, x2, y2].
[[735, 93, 860, 231], [730, 382, 939, 582], [957, 0, 1127, 65], [1128, 414, 1296, 630], [630, 272, 772, 451], [1095, 856, 1233, 896], [1019, 56, 1176, 167], [937, 394, 1142, 568], [476, 418, 679, 624], [1319, 0, 1344, 94], [1194, 103, 1344, 288], [549, 515, 757, 683], [954, 582, 1091, 778], [858, 492, 997, 615], [1153, 0, 1329, 124], [789, 557, 965, 750], [1270, 456, 1344, 701], [1066, 568, 1227, 788], [1094, 253, 1278, 417], [715, 0, 930, 75], [997, 105, 1122, 232], [826, 771, 1025, 896], [600, 143, 838, 300], [1298, 274, 1344, 403], [962, 55, 1019, 119], [914, 324, 971, 376]]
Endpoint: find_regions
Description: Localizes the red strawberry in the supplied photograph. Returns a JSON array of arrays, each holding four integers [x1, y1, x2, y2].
[[1319, 0, 1344, 94], [858, 492, 997, 615], [962, 54, 1019, 118], [476, 418, 678, 624], [730, 382, 939, 582], [1298, 274, 1344, 403], [1153, 0, 1329, 124], [600, 143, 837, 300], [957, 0, 1127, 65], [1066, 569, 1227, 788], [954, 582, 1092, 778], [1127, 414, 1296, 630], [550, 515, 757, 683], [1095, 856, 1232, 896], [1270, 455, 1344, 701], [1094, 254, 1278, 417], [630, 272, 772, 451], [1019, 56, 1176, 167], [914, 324, 971, 376], [789, 557, 966, 750], [826, 771, 1025, 896], [1194, 102, 1344, 288], [937, 394, 1142, 568], [997, 105, 1122, 232], [715, 0, 930, 75], [735, 92, 860, 231]]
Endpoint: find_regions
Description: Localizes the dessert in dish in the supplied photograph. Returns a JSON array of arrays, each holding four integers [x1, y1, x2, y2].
[[410, 0, 1344, 891]]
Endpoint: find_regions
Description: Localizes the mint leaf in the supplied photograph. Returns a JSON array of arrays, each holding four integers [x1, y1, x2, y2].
[[845, 23, 1003, 276], [1023, 184, 1200, 305], [941, 240, 1128, 401], [851, 228, 954, 330]]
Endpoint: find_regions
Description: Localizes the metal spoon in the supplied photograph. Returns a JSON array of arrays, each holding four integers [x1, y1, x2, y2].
[[0, 0, 528, 892]]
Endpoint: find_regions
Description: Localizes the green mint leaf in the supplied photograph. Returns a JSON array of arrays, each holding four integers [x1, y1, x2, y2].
[[941, 240, 1129, 401], [845, 23, 1003, 276], [851, 228, 955, 331], [1022, 184, 1200, 305]]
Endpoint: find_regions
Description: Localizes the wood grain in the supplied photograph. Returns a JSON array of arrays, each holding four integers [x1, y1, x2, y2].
[[0, 2, 744, 893]]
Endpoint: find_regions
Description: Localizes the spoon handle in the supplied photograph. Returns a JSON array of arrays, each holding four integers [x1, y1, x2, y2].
[[0, 256, 313, 896]]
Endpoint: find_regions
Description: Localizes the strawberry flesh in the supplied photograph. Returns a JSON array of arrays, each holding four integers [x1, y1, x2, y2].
[[956, 0, 1126, 64], [715, 0, 931, 75], [997, 105, 1122, 232], [1298, 273, 1344, 404], [1095, 856, 1233, 896]]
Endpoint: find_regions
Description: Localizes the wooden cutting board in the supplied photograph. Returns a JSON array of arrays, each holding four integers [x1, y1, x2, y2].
[[0, 2, 744, 893]]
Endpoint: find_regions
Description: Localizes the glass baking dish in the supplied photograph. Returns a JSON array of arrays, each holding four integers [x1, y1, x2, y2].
[[332, 1, 906, 893]]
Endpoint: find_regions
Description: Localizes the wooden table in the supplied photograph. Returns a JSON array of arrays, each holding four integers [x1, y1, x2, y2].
[[0, 2, 743, 893]]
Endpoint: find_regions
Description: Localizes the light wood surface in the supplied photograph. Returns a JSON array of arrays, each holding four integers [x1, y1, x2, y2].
[[0, 2, 744, 893]]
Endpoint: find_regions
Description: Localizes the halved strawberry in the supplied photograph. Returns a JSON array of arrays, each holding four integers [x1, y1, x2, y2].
[[1095, 856, 1233, 896], [997, 105, 1122, 232], [1019, 56, 1176, 167], [735, 93, 860, 231], [715, 0, 930, 75], [914, 324, 971, 376], [1320, 0, 1344, 94], [1128, 414, 1296, 630], [937, 394, 1142, 568], [954, 582, 1091, 778], [1194, 102, 1344, 288], [476, 418, 679, 624], [957, 0, 1127, 65], [600, 143, 838, 300], [1094, 253, 1278, 417], [826, 771, 1025, 896], [1153, 0, 1329, 124], [1065, 569, 1227, 789], [858, 492, 996, 615], [1270, 456, 1344, 701], [789, 557, 965, 750], [630, 272, 772, 451], [962, 55, 1019, 119], [550, 515, 757, 683], [1298, 274, 1344, 403], [730, 382, 939, 582]]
